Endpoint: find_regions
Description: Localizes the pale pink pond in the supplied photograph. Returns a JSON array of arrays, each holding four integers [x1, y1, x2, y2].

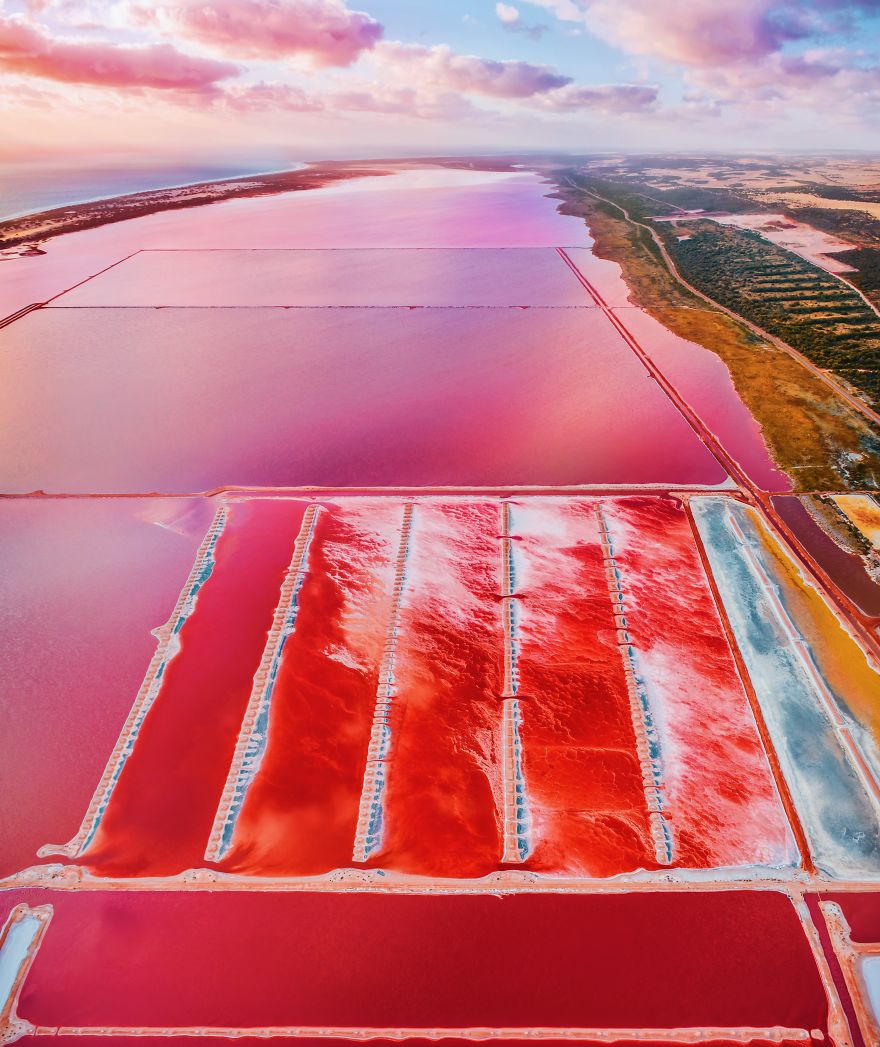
[[0, 496, 214, 877], [51, 248, 595, 308], [0, 306, 726, 492], [564, 246, 638, 308]]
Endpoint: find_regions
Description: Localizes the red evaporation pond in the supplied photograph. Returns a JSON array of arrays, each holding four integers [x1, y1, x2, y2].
[[771, 495, 880, 617], [0, 497, 215, 879], [6, 889, 827, 1034], [0, 308, 726, 493], [0, 171, 586, 319], [78, 497, 311, 878], [19, 1039, 814, 1047], [65, 495, 789, 881], [50, 249, 594, 308]]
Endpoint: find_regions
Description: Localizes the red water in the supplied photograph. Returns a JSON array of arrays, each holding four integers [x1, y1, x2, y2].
[[47, 495, 799, 881], [0, 497, 212, 878], [512, 500, 656, 876], [81, 498, 308, 877], [363, 501, 503, 878], [805, 892, 868, 1047], [602, 498, 797, 869], [7, 889, 827, 1032], [219, 500, 401, 876], [819, 892, 880, 942], [1, 308, 726, 493], [52, 248, 594, 308]]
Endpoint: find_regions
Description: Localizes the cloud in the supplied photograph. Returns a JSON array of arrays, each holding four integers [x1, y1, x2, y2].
[[536, 81, 658, 112], [495, 2, 548, 39], [517, 0, 880, 122], [331, 86, 476, 119], [223, 80, 323, 111], [217, 77, 475, 121], [376, 42, 570, 97], [582, 0, 813, 68], [0, 13, 238, 91], [521, 0, 584, 19], [134, 0, 383, 67], [521, 0, 880, 70], [697, 48, 880, 116]]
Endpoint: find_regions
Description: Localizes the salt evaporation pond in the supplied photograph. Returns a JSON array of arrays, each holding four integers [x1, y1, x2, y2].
[[0, 166, 786, 493]]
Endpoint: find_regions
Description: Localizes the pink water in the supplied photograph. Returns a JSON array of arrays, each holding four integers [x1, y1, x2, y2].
[[612, 308, 791, 491], [51, 248, 595, 308], [1, 306, 726, 492], [0, 171, 585, 317], [0, 497, 215, 877], [0, 165, 787, 494]]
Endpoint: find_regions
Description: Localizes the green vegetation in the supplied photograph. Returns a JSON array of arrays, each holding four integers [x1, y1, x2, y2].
[[837, 247, 880, 305], [662, 222, 880, 407]]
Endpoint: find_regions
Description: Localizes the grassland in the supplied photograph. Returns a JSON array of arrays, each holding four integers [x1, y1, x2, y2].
[[549, 169, 880, 491]]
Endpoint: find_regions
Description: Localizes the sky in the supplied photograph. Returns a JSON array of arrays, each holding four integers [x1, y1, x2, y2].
[[0, 0, 879, 162]]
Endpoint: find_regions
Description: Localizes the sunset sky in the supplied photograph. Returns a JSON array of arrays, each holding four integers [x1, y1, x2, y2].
[[1, 0, 879, 161]]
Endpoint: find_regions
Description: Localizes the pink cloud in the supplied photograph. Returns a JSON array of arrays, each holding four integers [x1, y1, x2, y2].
[[137, 0, 382, 67], [536, 82, 658, 112], [376, 42, 570, 98], [0, 14, 238, 90], [524, 0, 876, 70], [219, 79, 474, 120], [331, 86, 476, 119], [223, 80, 324, 111], [583, 0, 809, 67], [697, 49, 880, 114]]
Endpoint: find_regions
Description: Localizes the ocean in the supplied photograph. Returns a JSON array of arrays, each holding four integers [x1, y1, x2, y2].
[[0, 160, 289, 222]]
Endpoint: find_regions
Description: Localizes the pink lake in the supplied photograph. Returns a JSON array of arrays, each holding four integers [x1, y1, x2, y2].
[[0, 170, 586, 318], [0, 306, 726, 492], [0, 165, 786, 493], [49, 248, 596, 308]]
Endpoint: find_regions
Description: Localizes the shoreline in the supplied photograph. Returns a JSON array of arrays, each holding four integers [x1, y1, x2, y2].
[[0, 156, 526, 252], [0, 162, 392, 251]]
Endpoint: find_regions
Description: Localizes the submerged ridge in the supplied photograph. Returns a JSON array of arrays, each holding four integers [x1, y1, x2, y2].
[[499, 501, 530, 863], [596, 506, 674, 867], [205, 504, 320, 863], [352, 502, 415, 863]]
